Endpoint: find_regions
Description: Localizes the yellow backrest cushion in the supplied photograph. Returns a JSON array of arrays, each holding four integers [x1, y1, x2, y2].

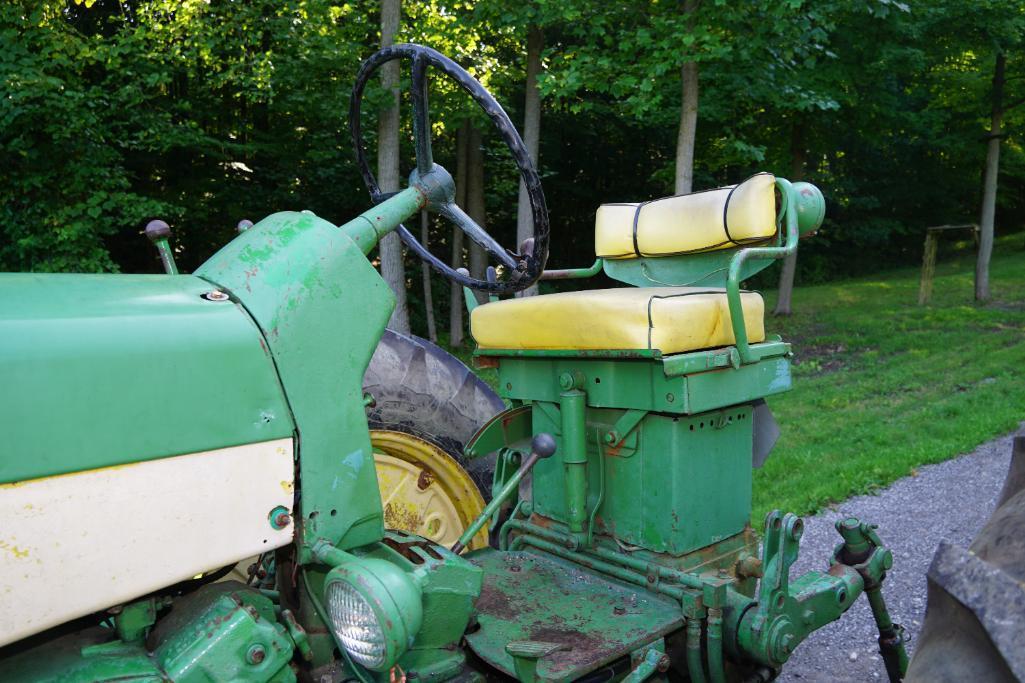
[[595, 173, 777, 259]]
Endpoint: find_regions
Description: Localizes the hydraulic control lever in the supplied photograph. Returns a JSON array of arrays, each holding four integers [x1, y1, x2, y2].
[[450, 433, 556, 554], [145, 219, 178, 275]]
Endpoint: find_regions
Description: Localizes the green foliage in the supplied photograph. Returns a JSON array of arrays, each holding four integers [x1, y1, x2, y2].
[[753, 234, 1025, 522], [0, 2, 174, 271], [0, 0, 1022, 311], [1, 0, 377, 273]]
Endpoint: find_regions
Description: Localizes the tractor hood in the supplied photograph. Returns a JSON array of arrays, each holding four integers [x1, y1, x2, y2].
[[0, 272, 294, 485]]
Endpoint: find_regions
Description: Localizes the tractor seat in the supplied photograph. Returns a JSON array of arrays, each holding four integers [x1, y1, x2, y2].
[[471, 174, 776, 355], [470, 287, 764, 355], [595, 172, 777, 259]]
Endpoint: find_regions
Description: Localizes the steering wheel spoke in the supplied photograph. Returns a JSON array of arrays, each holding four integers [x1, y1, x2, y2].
[[350, 43, 549, 294], [410, 54, 434, 176], [437, 203, 519, 271]]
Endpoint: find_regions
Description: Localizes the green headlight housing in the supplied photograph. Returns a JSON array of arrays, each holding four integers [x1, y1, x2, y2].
[[324, 557, 423, 672]]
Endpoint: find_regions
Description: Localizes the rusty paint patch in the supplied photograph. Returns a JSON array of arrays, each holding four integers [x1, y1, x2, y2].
[[527, 626, 605, 669], [473, 583, 522, 620], [604, 441, 624, 457], [383, 502, 424, 536], [466, 549, 682, 681], [417, 468, 435, 491], [474, 355, 499, 369], [382, 534, 444, 565]]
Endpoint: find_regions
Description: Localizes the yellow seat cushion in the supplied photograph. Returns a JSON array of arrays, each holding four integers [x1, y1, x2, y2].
[[595, 173, 777, 259], [470, 287, 764, 354]]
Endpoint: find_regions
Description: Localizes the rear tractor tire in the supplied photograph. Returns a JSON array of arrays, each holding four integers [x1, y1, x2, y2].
[[363, 329, 504, 551], [906, 435, 1025, 682]]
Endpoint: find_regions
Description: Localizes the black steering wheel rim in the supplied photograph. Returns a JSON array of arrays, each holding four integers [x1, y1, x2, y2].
[[350, 43, 550, 294]]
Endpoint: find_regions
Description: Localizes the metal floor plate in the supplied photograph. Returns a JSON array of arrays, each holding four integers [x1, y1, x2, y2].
[[465, 549, 683, 682]]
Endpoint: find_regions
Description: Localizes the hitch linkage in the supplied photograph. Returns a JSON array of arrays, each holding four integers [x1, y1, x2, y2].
[[834, 519, 909, 682]]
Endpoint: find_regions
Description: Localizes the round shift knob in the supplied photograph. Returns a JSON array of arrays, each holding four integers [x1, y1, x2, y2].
[[531, 433, 557, 459], [145, 219, 170, 242]]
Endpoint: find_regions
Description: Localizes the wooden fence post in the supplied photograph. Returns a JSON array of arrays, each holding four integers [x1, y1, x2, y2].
[[918, 231, 939, 305], [918, 224, 979, 306]]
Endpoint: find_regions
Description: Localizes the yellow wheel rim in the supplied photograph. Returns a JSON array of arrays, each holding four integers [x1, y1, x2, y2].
[[371, 430, 489, 551]]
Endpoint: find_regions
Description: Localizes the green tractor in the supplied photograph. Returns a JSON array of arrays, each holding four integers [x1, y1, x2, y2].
[[1, 44, 1018, 683]]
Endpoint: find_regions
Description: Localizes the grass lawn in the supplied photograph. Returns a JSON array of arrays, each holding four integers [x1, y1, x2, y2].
[[453, 234, 1025, 525], [752, 234, 1025, 522]]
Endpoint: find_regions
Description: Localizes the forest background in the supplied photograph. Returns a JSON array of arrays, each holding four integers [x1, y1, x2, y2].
[[2, 0, 1023, 344]]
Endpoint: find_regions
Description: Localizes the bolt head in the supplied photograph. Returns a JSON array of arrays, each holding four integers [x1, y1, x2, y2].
[[247, 644, 266, 664], [269, 506, 292, 529], [202, 290, 230, 302]]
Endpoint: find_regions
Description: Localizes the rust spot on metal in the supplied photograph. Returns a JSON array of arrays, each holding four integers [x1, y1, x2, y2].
[[530, 514, 556, 529], [243, 266, 258, 293], [827, 563, 848, 578], [527, 627, 604, 668], [467, 549, 684, 679], [474, 355, 499, 369], [473, 585, 521, 620], [381, 535, 443, 565], [383, 502, 423, 538], [416, 468, 434, 491]]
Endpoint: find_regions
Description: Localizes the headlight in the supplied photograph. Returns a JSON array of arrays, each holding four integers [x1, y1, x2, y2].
[[326, 582, 388, 668], [324, 558, 423, 671]]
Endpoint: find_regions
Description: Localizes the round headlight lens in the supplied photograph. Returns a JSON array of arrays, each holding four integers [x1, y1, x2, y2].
[[326, 581, 387, 669]]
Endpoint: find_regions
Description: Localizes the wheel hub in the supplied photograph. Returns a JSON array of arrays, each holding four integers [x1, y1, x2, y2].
[[371, 430, 488, 550]]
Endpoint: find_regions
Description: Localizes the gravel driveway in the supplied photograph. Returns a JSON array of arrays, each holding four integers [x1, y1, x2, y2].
[[778, 425, 1024, 682]]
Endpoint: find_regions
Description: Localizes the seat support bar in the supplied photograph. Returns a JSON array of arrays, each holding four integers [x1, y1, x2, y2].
[[727, 179, 799, 364]]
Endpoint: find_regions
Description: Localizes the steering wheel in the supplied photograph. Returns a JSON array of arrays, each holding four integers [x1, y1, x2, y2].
[[350, 43, 549, 294]]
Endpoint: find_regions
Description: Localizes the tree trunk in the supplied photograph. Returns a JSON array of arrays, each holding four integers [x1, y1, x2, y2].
[[420, 210, 437, 342], [467, 125, 487, 281], [449, 121, 469, 347], [378, 0, 409, 332], [774, 121, 807, 315], [674, 0, 699, 195], [516, 25, 543, 297], [976, 52, 1005, 303]]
